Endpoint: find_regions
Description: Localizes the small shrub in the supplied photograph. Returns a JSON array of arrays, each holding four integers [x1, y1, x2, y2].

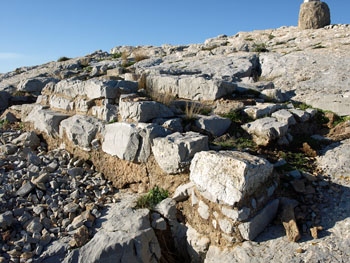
[[185, 102, 202, 120], [136, 186, 169, 209], [112, 53, 122, 59], [245, 37, 254, 41], [268, 33, 275, 40], [57, 56, 71, 62], [252, 43, 269, 53]]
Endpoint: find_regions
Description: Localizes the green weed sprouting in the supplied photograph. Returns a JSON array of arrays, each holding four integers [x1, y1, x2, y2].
[[136, 186, 169, 209]]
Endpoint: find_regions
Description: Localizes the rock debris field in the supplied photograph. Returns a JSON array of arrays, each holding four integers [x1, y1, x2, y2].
[[0, 24, 350, 262]]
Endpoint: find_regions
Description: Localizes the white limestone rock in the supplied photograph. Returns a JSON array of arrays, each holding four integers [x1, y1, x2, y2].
[[152, 132, 209, 174], [190, 151, 273, 206]]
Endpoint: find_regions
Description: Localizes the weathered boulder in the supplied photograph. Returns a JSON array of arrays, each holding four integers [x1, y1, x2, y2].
[[241, 117, 289, 146], [152, 132, 209, 174], [59, 115, 104, 150], [63, 196, 161, 263], [195, 115, 232, 137], [102, 122, 169, 162], [25, 107, 69, 136], [298, 1, 331, 29], [119, 94, 174, 123], [190, 151, 274, 206]]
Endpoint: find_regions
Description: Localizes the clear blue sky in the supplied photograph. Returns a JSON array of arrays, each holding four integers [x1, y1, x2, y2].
[[0, 0, 348, 73]]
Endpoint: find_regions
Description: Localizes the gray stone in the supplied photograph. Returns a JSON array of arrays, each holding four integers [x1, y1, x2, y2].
[[317, 139, 350, 179], [0, 144, 18, 155], [0, 91, 10, 111], [195, 115, 232, 137], [238, 199, 279, 241], [243, 103, 283, 120], [0, 211, 14, 228], [153, 118, 184, 133], [186, 224, 210, 262], [242, 117, 289, 146], [119, 94, 174, 122], [271, 109, 296, 126], [288, 109, 311, 122], [151, 213, 167, 230], [25, 108, 69, 136], [260, 88, 286, 103], [298, 1, 331, 29], [152, 132, 209, 174], [172, 182, 195, 202], [25, 217, 44, 233], [49, 95, 74, 111], [64, 199, 161, 263], [91, 102, 118, 122], [154, 198, 177, 220], [17, 77, 58, 94], [59, 115, 103, 150], [16, 182, 35, 197], [221, 206, 251, 222], [102, 122, 138, 161], [12, 131, 41, 149], [190, 151, 273, 206], [198, 200, 210, 220]]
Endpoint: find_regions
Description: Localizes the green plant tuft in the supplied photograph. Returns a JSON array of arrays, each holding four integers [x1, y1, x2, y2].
[[136, 186, 169, 209]]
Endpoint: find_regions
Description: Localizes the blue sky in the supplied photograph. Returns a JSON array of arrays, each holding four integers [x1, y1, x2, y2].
[[0, 0, 349, 73]]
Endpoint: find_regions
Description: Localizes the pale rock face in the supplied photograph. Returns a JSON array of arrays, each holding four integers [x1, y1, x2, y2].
[[190, 151, 274, 206]]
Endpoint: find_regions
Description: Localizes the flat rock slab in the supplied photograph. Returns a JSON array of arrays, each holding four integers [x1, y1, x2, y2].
[[152, 132, 209, 174], [190, 151, 273, 206]]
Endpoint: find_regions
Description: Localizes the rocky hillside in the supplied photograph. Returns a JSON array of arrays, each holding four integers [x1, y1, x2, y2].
[[0, 24, 349, 262]]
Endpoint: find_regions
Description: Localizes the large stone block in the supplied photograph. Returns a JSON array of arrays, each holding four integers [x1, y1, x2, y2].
[[59, 115, 103, 150], [152, 132, 209, 174], [190, 151, 274, 206]]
